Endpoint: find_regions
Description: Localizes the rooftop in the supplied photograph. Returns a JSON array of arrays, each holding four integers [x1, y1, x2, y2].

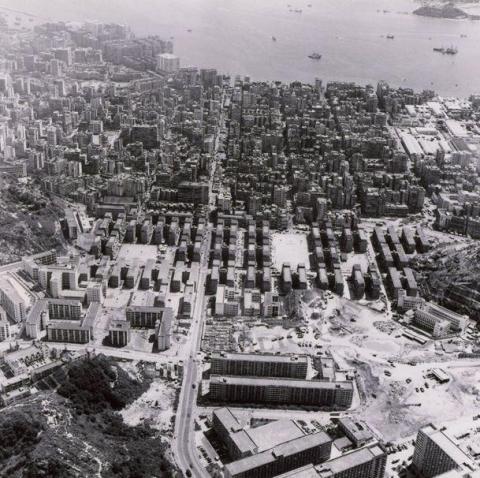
[[211, 352, 308, 364], [315, 444, 385, 476], [210, 375, 353, 391], [225, 431, 331, 476], [246, 420, 305, 453], [420, 424, 472, 468]]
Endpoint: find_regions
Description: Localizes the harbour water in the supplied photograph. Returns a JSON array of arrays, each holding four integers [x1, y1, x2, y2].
[[3, 0, 480, 96]]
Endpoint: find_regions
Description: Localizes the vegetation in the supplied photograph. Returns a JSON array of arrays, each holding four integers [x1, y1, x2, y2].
[[58, 355, 148, 414], [24, 458, 75, 478], [0, 412, 43, 460], [0, 356, 176, 477], [0, 177, 66, 265]]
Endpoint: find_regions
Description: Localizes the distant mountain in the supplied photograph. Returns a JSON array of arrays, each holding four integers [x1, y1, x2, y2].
[[413, 3, 469, 19]]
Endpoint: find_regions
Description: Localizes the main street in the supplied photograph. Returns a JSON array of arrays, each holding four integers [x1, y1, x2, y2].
[[172, 96, 225, 477], [172, 229, 210, 478]]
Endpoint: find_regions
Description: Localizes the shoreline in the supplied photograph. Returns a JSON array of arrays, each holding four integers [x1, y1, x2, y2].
[[1, 3, 479, 99]]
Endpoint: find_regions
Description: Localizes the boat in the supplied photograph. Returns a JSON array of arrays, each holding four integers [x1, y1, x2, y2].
[[272, 36, 277, 42], [308, 52, 322, 60], [187, 29, 192, 33], [433, 46, 458, 55], [294, 9, 302, 13], [386, 34, 395, 39], [444, 47, 457, 55]]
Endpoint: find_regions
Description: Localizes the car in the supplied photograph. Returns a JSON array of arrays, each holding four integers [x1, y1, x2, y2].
[[192, 384, 197, 389]]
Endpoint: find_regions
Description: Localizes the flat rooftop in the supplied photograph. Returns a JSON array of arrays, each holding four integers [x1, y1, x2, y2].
[[338, 417, 373, 443], [211, 352, 308, 364], [211, 375, 353, 391], [315, 444, 385, 476], [246, 420, 305, 453], [274, 465, 318, 478], [226, 431, 331, 477], [421, 424, 471, 467]]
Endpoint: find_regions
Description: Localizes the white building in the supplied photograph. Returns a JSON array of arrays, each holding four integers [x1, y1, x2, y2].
[[86, 282, 104, 304], [156, 53, 180, 73], [0, 306, 10, 341], [0, 275, 30, 322], [215, 285, 240, 317], [414, 302, 468, 338]]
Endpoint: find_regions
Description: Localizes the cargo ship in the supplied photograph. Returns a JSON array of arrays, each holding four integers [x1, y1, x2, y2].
[[444, 47, 458, 55], [433, 46, 458, 55]]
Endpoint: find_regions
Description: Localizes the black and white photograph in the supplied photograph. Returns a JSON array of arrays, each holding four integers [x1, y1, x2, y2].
[[0, 0, 479, 477]]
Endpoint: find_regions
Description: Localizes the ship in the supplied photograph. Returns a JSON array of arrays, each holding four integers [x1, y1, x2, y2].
[[308, 52, 322, 60], [444, 46, 458, 55], [272, 36, 277, 42], [386, 34, 395, 39], [433, 46, 458, 55]]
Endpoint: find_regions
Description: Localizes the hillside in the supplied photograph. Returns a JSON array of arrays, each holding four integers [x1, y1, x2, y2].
[[413, 3, 469, 18], [412, 243, 480, 320], [0, 178, 67, 265], [0, 355, 177, 477]]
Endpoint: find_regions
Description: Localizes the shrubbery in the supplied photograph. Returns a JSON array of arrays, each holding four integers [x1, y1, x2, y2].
[[58, 355, 147, 414], [0, 412, 43, 460]]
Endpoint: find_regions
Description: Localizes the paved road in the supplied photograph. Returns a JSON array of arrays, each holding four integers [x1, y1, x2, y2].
[[172, 238, 210, 477], [173, 95, 225, 477]]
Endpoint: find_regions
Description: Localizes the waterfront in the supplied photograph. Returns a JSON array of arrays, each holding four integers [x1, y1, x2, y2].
[[3, 0, 480, 96]]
